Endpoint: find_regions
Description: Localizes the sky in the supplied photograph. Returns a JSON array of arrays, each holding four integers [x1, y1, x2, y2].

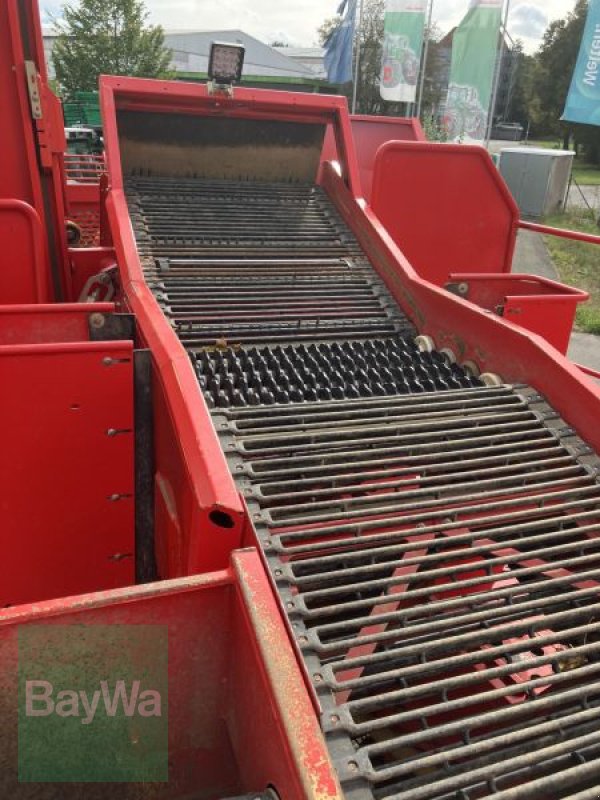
[[41, 0, 577, 53]]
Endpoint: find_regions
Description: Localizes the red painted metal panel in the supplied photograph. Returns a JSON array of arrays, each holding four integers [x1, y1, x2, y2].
[[447, 273, 589, 354], [0, 341, 135, 606], [370, 141, 519, 286], [321, 163, 600, 450], [0, 550, 342, 800], [321, 115, 426, 201], [0, 302, 115, 345]]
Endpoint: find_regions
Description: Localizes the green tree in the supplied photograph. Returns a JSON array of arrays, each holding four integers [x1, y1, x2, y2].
[[52, 0, 172, 98], [527, 0, 587, 146], [505, 42, 533, 127], [418, 25, 447, 118]]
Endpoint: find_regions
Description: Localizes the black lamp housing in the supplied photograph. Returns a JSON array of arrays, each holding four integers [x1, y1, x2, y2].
[[208, 42, 246, 85]]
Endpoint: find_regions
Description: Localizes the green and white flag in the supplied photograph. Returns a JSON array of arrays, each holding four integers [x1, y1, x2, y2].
[[380, 0, 428, 103], [443, 0, 504, 141]]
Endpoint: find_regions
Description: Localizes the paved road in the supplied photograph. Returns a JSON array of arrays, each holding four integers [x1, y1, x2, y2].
[[566, 183, 600, 212], [512, 230, 600, 379], [513, 229, 558, 281]]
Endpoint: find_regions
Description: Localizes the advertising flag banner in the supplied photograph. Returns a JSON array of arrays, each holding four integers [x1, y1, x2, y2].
[[443, 0, 504, 141], [324, 0, 358, 85], [380, 0, 428, 103], [562, 0, 600, 126]]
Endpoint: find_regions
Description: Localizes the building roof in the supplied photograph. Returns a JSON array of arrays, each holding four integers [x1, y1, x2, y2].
[[274, 47, 325, 59], [163, 29, 316, 79], [274, 46, 326, 79], [42, 27, 320, 81]]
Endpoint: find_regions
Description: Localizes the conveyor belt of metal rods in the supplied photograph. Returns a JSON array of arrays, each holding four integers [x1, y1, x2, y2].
[[127, 175, 600, 800]]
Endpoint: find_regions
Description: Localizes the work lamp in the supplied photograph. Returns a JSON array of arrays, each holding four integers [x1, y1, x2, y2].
[[208, 42, 245, 86]]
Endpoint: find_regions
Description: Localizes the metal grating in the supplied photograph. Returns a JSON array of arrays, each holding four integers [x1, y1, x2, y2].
[[125, 177, 414, 347], [127, 177, 360, 256], [213, 386, 600, 800], [125, 172, 600, 797]]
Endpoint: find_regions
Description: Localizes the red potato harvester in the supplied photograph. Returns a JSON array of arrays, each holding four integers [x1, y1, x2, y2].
[[2, 2, 600, 798]]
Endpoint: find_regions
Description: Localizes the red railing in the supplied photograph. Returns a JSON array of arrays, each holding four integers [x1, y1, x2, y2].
[[63, 152, 105, 184], [520, 219, 600, 247]]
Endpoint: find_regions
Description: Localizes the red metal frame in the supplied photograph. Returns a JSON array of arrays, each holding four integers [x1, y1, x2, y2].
[[447, 272, 589, 355], [370, 141, 519, 285], [0, 549, 343, 800]]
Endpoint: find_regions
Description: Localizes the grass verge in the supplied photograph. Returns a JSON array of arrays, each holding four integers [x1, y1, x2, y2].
[[543, 210, 600, 334], [572, 164, 600, 186]]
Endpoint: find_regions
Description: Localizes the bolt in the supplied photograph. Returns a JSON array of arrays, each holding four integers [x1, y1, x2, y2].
[[286, 601, 295, 610], [107, 428, 117, 437], [313, 673, 323, 683], [298, 635, 308, 645], [102, 357, 114, 366], [348, 761, 359, 773], [90, 313, 105, 329], [330, 714, 340, 724]]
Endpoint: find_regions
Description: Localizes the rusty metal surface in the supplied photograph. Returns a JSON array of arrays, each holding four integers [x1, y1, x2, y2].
[[117, 111, 326, 184]]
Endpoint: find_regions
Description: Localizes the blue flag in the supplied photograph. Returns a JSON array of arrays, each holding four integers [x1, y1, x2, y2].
[[563, 0, 600, 126], [324, 0, 358, 84]]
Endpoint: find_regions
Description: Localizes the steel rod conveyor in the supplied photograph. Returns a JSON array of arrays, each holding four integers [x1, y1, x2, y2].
[[126, 174, 600, 800]]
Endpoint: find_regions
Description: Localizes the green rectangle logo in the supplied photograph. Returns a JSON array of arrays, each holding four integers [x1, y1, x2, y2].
[[18, 625, 168, 782]]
